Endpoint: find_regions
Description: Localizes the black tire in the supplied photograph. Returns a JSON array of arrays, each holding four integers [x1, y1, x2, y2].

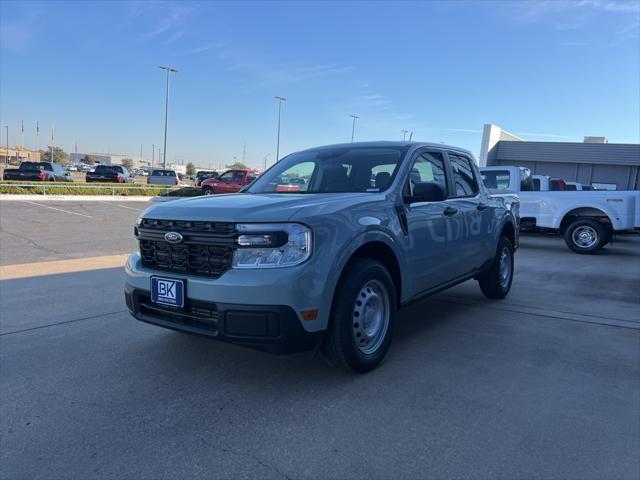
[[323, 258, 397, 373], [564, 218, 607, 254], [203, 187, 214, 195], [478, 236, 514, 299]]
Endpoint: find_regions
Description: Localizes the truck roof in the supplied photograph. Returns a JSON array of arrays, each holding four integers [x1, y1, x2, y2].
[[299, 141, 474, 158]]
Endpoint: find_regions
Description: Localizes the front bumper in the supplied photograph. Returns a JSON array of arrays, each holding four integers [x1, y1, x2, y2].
[[125, 283, 323, 354]]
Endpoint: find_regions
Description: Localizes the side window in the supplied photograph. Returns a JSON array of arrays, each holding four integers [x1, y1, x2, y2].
[[449, 154, 479, 197], [218, 171, 233, 182], [408, 151, 447, 196], [520, 168, 533, 191], [232, 171, 245, 183]]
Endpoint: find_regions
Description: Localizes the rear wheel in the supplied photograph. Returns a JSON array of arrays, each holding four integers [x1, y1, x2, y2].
[[323, 259, 396, 373], [478, 236, 514, 299], [564, 219, 607, 254]]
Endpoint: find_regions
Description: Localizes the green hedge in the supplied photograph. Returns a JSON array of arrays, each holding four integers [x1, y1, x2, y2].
[[0, 184, 203, 197]]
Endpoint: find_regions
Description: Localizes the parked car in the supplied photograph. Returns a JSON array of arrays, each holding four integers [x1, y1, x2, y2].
[[86, 165, 132, 183], [147, 169, 180, 185], [201, 169, 258, 194], [3, 162, 72, 182], [126, 141, 518, 372], [195, 171, 219, 187], [66, 164, 78, 172], [481, 166, 640, 254]]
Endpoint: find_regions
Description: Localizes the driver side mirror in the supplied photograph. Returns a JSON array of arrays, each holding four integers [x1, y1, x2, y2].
[[406, 181, 446, 203]]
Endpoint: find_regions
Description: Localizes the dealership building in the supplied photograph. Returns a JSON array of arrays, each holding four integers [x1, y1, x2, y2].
[[479, 124, 640, 190]]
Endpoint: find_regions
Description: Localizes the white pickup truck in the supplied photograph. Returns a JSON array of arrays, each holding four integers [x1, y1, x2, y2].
[[481, 166, 640, 254]]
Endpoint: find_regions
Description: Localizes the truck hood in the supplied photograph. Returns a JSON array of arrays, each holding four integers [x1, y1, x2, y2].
[[141, 192, 384, 223]]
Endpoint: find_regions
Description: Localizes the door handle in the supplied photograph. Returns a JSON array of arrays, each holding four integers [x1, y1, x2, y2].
[[443, 206, 458, 217], [477, 203, 489, 210]]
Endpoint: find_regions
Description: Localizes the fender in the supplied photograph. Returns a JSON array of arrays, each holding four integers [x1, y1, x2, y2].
[[323, 226, 409, 308], [553, 202, 618, 230]]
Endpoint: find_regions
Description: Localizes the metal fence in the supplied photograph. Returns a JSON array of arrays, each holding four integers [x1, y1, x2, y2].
[[0, 183, 183, 196]]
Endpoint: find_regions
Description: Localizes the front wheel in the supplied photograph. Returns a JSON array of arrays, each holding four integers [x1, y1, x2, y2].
[[478, 236, 514, 299], [203, 187, 214, 195], [323, 259, 397, 373], [564, 219, 607, 254]]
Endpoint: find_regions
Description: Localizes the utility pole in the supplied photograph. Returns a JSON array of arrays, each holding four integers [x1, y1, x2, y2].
[[20, 120, 24, 162], [274, 96, 287, 161], [401, 129, 408, 141], [350, 114, 359, 142], [159, 66, 178, 169], [151, 144, 155, 168]]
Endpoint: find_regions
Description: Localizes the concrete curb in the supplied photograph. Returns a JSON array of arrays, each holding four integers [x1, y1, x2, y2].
[[0, 194, 154, 202]]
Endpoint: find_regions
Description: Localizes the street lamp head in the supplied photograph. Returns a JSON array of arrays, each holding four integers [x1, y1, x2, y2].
[[159, 66, 179, 73], [350, 114, 359, 119], [274, 96, 287, 101]]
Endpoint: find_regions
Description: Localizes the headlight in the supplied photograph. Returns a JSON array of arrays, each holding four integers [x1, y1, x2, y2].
[[232, 223, 312, 268]]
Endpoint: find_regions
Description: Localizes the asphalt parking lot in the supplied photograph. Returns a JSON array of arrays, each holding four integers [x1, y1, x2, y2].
[[0, 200, 639, 479], [0, 200, 148, 265]]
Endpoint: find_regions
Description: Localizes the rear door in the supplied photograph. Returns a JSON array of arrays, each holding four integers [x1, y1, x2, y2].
[[444, 153, 490, 276], [403, 149, 451, 295]]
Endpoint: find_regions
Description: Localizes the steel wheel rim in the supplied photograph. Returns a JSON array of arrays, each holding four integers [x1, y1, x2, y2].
[[572, 225, 598, 248], [352, 280, 390, 355], [499, 247, 512, 288]]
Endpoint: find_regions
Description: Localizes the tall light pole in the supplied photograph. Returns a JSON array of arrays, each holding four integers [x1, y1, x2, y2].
[[401, 129, 408, 141], [50, 126, 54, 163], [4, 126, 8, 165], [350, 114, 359, 142], [152, 143, 155, 168], [263, 153, 271, 171], [159, 66, 178, 169], [274, 96, 287, 161]]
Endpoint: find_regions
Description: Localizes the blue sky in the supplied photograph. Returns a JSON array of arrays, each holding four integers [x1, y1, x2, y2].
[[1, 0, 639, 168]]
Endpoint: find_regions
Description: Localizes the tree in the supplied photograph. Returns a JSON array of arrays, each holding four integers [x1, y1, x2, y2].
[[227, 161, 249, 170], [185, 162, 196, 176], [121, 157, 134, 170], [80, 154, 99, 165], [41, 146, 69, 164]]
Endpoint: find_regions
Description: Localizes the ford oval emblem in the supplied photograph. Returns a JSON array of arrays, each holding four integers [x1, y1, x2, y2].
[[165, 231, 183, 244]]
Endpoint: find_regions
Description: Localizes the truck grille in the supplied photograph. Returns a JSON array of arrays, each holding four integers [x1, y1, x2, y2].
[[137, 219, 236, 278]]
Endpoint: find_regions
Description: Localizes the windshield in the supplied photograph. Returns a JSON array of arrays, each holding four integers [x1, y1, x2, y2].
[[151, 170, 176, 177], [95, 165, 119, 173], [247, 146, 407, 194], [20, 162, 52, 171]]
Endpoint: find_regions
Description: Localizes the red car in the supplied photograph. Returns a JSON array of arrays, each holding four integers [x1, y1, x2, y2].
[[201, 169, 259, 195]]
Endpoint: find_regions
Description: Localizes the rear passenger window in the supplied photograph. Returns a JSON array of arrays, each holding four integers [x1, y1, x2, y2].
[[408, 152, 447, 196], [449, 154, 479, 197]]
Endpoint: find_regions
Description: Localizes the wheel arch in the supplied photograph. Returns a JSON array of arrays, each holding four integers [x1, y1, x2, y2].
[[499, 218, 516, 247], [559, 206, 613, 234]]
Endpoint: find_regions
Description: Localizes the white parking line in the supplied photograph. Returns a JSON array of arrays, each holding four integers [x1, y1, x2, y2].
[[100, 202, 143, 211], [21, 200, 93, 218]]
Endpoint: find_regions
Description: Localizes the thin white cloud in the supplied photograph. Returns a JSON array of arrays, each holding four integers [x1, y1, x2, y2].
[[558, 41, 590, 46]]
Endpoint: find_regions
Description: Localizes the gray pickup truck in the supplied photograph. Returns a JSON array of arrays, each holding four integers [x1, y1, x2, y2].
[[125, 142, 517, 372]]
